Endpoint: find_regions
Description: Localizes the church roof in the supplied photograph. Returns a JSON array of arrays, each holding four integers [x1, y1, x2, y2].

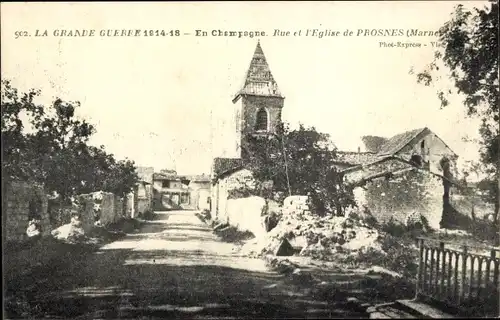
[[233, 41, 283, 103]]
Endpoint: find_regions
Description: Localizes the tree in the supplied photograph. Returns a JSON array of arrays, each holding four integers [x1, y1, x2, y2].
[[412, 1, 499, 221], [361, 136, 388, 153], [29, 98, 96, 200], [1, 80, 45, 180], [78, 145, 139, 197], [1, 80, 139, 204], [242, 123, 355, 216]]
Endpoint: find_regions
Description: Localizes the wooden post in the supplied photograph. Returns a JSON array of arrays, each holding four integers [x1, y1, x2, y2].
[[493, 250, 499, 295], [477, 257, 483, 300], [435, 243, 442, 296], [416, 238, 424, 299], [447, 250, 453, 300], [469, 256, 476, 301], [485, 251, 492, 295], [424, 247, 429, 294], [460, 246, 468, 304], [493, 250, 500, 318], [430, 248, 435, 295], [439, 242, 445, 298], [454, 251, 460, 302]]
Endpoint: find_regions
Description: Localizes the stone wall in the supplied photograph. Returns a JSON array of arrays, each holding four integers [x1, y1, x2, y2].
[[75, 194, 96, 233], [212, 168, 279, 238], [226, 196, 268, 238], [3, 180, 51, 242], [188, 180, 211, 210], [136, 167, 154, 215], [212, 169, 256, 223], [137, 184, 153, 215], [77, 191, 129, 230], [114, 195, 124, 218], [125, 192, 135, 218], [348, 164, 445, 230], [99, 192, 121, 225]]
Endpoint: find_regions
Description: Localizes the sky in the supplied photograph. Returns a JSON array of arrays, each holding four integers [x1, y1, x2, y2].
[[1, 1, 489, 175]]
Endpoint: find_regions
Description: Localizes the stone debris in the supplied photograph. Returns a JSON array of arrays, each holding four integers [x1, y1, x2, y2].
[[367, 266, 403, 278], [274, 238, 295, 256], [266, 256, 299, 274], [437, 228, 472, 237], [26, 219, 42, 238], [241, 195, 385, 261], [51, 216, 85, 242]]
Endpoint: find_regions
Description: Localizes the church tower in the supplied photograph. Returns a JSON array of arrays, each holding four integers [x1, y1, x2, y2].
[[232, 41, 285, 158]]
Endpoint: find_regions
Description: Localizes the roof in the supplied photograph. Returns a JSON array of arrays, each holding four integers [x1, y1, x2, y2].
[[377, 127, 430, 156], [189, 175, 211, 182], [153, 173, 181, 181], [212, 157, 244, 180], [153, 173, 210, 182], [342, 155, 457, 186], [233, 41, 283, 103], [334, 151, 380, 166]]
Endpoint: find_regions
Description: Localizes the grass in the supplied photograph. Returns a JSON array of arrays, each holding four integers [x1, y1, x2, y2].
[[5, 217, 140, 279]]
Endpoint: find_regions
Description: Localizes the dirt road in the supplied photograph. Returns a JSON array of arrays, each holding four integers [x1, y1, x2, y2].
[[6, 211, 372, 319]]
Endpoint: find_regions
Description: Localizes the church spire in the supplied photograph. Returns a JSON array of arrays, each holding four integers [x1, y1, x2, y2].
[[233, 41, 282, 103]]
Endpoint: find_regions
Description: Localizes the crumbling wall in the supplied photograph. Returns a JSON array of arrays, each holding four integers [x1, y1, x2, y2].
[[137, 184, 153, 215], [125, 192, 135, 218], [77, 191, 128, 230], [114, 195, 124, 218], [226, 196, 268, 238], [4, 180, 50, 242], [356, 169, 444, 229], [214, 169, 255, 222], [74, 194, 95, 233], [100, 192, 118, 225]]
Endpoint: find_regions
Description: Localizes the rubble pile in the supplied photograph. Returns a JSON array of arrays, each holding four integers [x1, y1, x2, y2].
[[26, 219, 42, 238], [51, 215, 85, 243], [240, 195, 385, 261]]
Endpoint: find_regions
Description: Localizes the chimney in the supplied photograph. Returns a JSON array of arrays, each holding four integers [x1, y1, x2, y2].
[[358, 146, 361, 153]]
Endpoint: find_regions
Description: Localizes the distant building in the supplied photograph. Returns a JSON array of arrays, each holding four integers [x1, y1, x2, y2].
[[152, 173, 211, 211], [134, 166, 154, 216]]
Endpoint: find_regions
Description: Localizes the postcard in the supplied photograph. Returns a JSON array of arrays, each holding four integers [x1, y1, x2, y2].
[[2, 2, 498, 319]]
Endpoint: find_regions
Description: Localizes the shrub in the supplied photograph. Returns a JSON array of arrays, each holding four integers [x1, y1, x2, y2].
[[380, 218, 407, 238], [381, 236, 419, 279], [340, 235, 419, 279], [201, 209, 211, 220]]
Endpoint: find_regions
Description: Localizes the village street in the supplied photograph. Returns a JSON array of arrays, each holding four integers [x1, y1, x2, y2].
[[5, 211, 380, 319]]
